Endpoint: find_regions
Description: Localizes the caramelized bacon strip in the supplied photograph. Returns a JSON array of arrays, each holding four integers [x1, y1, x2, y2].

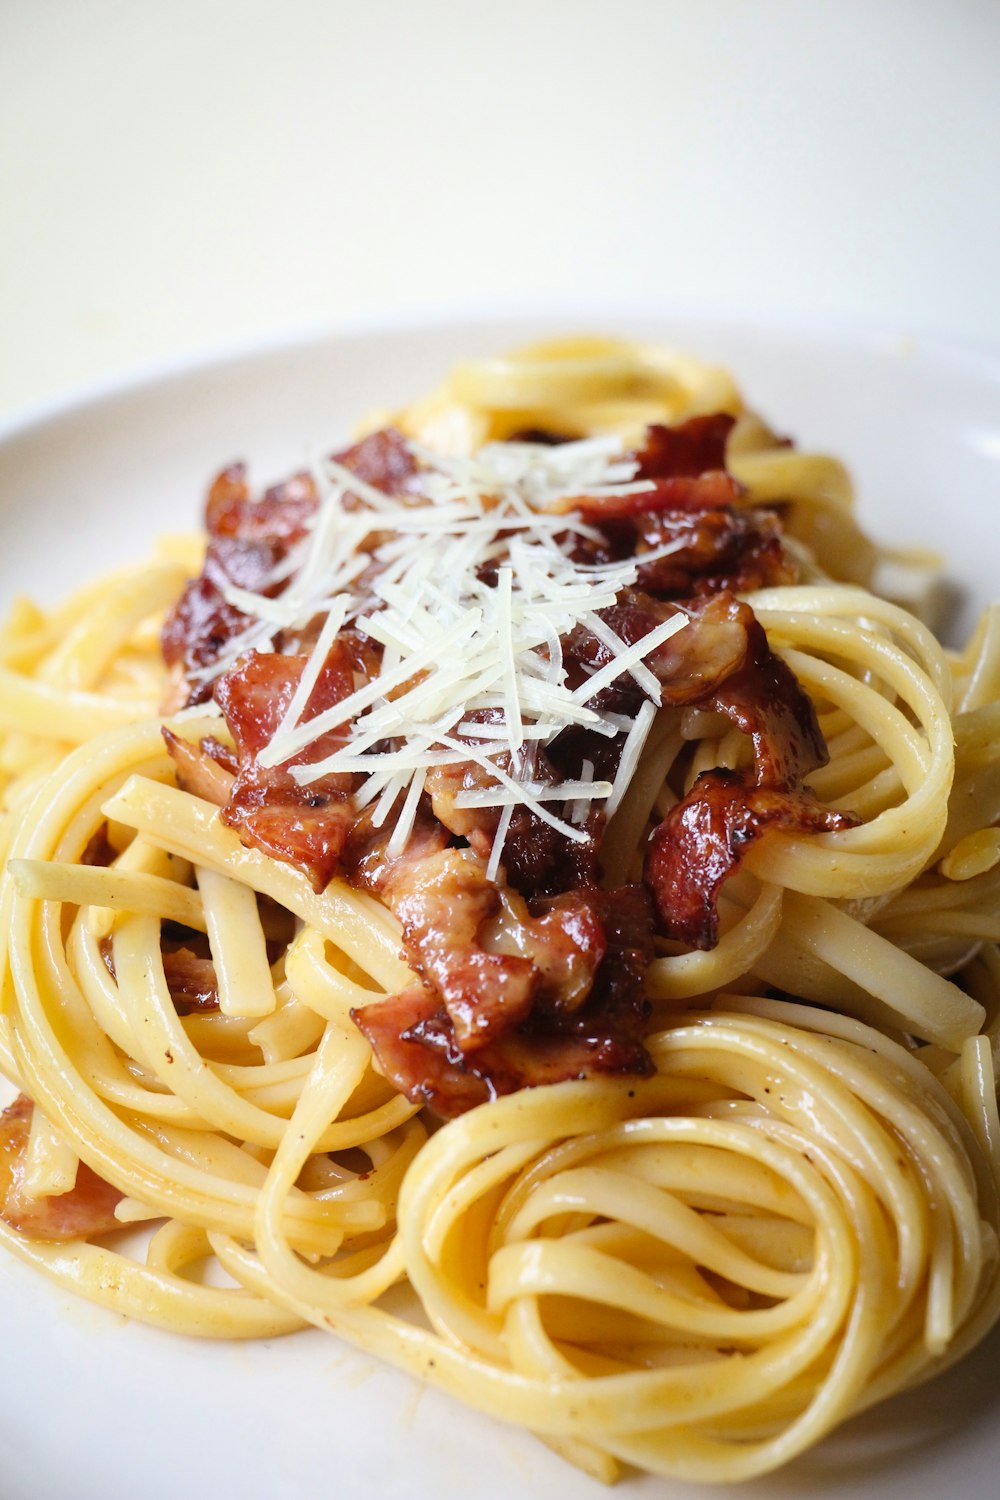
[[349, 811, 651, 1114], [163, 463, 318, 693], [215, 647, 359, 892], [162, 434, 417, 704], [424, 753, 507, 858], [355, 834, 607, 1054], [423, 588, 823, 916], [205, 464, 319, 545], [354, 884, 654, 1118], [563, 471, 743, 520], [161, 947, 220, 1015], [80, 822, 116, 868], [388, 849, 539, 1048], [634, 508, 797, 596], [101, 935, 221, 1017], [564, 590, 749, 711], [645, 768, 858, 949], [549, 415, 740, 523], [0, 1096, 124, 1242], [551, 414, 798, 597], [638, 599, 847, 944], [163, 728, 236, 806], [565, 590, 825, 788], [568, 484, 798, 599], [161, 532, 281, 699], [710, 611, 827, 786], [425, 744, 602, 898], [635, 415, 736, 479], [353, 988, 494, 1115], [334, 427, 419, 495]]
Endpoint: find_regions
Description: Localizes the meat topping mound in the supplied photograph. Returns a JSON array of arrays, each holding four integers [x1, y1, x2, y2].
[[159, 417, 851, 1112]]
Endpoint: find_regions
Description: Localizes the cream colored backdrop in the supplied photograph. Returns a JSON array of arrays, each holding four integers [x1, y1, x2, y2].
[[2, 0, 998, 421]]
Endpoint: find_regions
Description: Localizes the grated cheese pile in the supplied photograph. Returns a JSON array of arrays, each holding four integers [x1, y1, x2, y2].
[[207, 434, 687, 877]]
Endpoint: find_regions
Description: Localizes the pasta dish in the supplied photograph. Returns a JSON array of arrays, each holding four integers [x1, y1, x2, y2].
[[1, 335, 998, 1485]]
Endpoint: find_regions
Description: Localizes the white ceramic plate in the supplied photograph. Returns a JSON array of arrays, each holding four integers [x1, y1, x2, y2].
[[1, 317, 999, 1500]]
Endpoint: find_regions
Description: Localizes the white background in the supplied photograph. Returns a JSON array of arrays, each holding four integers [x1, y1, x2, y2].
[[2, 0, 999, 422]]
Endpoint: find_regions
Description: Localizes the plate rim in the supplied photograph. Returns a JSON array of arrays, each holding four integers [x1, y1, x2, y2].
[[3, 304, 999, 448]]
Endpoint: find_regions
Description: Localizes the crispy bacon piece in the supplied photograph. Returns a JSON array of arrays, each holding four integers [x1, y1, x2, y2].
[[349, 814, 651, 1114], [595, 582, 847, 944], [425, 745, 603, 898], [357, 842, 606, 1052], [101, 935, 221, 1016], [635, 415, 736, 479], [552, 414, 798, 598], [361, 998, 654, 1118], [424, 755, 503, 856], [553, 415, 739, 523], [646, 768, 858, 948], [569, 470, 743, 521], [0, 1095, 124, 1242], [638, 597, 847, 943], [501, 806, 604, 896], [161, 533, 280, 700], [161, 947, 220, 1014], [711, 610, 827, 786], [333, 428, 426, 560], [201, 462, 250, 530], [80, 822, 116, 868], [635, 508, 797, 596], [205, 464, 319, 545], [341, 800, 451, 889], [162, 464, 320, 698], [354, 885, 654, 1117], [565, 590, 825, 788], [163, 728, 236, 805], [353, 988, 494, 1114], [334, 427, 419, 495], [163, 434, 417, 704], [573, 486, 798, 599], [389, 849, 540, 1048], [214, 647, 359, 891], [507, 426, 573, 445], [564, 590, 748, 710]]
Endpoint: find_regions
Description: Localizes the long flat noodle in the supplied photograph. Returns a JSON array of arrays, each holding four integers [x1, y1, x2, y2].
[[195, 866, 276, 1019], [779, 891, 984, 1051], [0, 1213, 304, 1338], [101, 776, 412, 994], [8, 859, 206, 932], [23, 1104, 79, 1197], [0, 667, 154, 738]]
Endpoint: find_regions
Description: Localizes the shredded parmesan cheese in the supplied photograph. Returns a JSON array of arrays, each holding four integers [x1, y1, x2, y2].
[[211, 434, 686, 863]]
